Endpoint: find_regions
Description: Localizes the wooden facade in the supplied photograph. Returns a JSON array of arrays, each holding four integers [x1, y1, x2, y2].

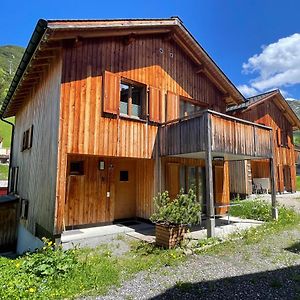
[[229, 91, 299, 194], [0, 18, 278, 240]]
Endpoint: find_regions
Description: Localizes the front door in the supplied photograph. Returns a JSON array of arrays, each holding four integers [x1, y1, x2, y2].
[[114, 159, 136, 220], [213, 161, 230, 215]]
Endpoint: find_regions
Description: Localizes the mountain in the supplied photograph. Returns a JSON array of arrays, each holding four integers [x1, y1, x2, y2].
[[0, 45, 24, 104]]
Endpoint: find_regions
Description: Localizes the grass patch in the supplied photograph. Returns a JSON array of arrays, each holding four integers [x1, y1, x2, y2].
[[0, 117, 14, 148], [0, 240, 185, 299], [197, 200, 300, 255], [297, 176, 300, 191], [0, 163, 8, 180]]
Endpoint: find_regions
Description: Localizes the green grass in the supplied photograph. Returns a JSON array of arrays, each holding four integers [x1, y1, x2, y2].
[[297, 176, 300, 191], [0, 164, 8, 180], [0, 117, 14, 148], [197, 200, 300, 255], [0, 240, 185, 299]]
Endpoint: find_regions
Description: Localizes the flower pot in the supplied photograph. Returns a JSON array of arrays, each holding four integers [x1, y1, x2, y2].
[[155, 224, 186, 248]]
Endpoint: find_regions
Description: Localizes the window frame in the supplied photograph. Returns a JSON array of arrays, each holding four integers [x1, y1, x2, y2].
[[21, 125, 33, 152], [119, 78, 147, 120], [69, 161, 85, 176], [179, 97, 208, 118]]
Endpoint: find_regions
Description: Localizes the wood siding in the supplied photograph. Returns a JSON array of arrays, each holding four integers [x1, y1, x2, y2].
[[233, 98, 296, 192], [229, 160, 252, 195], [65, 155, 155, 227], [55, 35, 227, 233], [0, 200, 18, 251], [160, 111, 273, 158], [12, 59, 61, 235]]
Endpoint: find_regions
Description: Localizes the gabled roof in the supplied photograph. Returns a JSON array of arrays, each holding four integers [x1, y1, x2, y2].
[[227, 89, 300, 130], [0, 17, 245, 118]]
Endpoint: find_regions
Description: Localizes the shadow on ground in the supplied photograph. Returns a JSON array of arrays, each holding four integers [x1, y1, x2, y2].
[[150, 265, 300, 300]]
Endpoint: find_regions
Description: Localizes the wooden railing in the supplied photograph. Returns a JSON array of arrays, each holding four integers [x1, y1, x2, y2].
[[159, 109, 273, 158]]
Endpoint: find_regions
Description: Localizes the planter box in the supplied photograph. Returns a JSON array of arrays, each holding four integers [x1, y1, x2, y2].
[[155, 224, 186, 248]]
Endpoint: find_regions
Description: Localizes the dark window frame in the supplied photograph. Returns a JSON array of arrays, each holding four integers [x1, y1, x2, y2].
[[21, 125, 33, 152], [70, 161, 85, 176]]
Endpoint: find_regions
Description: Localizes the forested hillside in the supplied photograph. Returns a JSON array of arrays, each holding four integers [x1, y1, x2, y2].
[[0, 45, 24, 103]]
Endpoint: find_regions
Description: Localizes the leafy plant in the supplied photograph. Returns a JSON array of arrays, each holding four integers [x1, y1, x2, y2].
[[150, 189, 201, 226], [21, 238, 78, 277]]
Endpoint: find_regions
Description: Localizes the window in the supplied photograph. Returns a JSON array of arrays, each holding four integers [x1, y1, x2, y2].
[[9, 166, 19, 194], [120, 170, 129, 182], [21, 125, 33, 152], [70, 161, 84, 175], [179, 99, 203, 118], [120, 81, 145, 118]]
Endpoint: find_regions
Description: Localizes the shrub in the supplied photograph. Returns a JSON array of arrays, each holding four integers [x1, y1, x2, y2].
[[21, 238, 78, 277], [150, 189, 201, 226]]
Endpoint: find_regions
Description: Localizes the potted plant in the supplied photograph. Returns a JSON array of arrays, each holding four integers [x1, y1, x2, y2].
[[150, 189, 201, 248]]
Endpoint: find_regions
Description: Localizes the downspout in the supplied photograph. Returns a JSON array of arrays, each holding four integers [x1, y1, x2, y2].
[[0, 117, 14, 194]]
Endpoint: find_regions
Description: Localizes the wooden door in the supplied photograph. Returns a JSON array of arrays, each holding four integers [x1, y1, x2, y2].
[[283, 165, 292, 192], [114, 159, 137, 220], [64, 156, 113, 228], [214, 161, 230, 215], [166, 163, 180, 199]]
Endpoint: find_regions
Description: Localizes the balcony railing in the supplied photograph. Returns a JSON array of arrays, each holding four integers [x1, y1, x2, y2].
[[159, 109, 273, 159]]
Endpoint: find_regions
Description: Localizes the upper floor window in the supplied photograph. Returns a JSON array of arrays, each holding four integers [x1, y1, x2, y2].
[[180, 98, 203, 118], [21, 125, 33, 152], [120, 81, 146, 119]]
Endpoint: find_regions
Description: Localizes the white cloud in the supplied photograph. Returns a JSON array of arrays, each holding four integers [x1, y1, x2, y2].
[[237, 84, 258, 97], [240, 33, 300, 94]]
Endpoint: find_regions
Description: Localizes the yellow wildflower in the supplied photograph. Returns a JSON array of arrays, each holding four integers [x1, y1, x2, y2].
[[47, 241, 53, 246], [29, 287, 36, 293], [15, 263, 20, 268]]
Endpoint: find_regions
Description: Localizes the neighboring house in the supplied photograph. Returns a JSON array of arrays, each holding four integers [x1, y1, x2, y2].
[[228, 90, 300, 196], [0, 18, 277, 252], [0, 137, 10, 163]]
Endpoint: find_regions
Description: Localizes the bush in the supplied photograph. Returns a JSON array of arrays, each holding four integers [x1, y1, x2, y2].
[[150, 189, 201, 226], [21, 238, 78, 277]]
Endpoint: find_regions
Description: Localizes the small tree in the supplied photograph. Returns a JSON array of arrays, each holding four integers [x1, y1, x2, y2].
[[150, 189, 201, 226]]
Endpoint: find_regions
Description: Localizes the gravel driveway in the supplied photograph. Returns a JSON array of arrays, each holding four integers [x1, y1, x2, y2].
[[90, 226, 300, 300]]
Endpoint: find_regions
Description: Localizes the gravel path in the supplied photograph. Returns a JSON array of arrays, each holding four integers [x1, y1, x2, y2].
[[90, 226, 300, 300]]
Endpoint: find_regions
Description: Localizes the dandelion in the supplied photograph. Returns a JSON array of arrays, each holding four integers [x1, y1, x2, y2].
[[47, 241, 53, 246], [15, 263, 20, 268], [29, 287, 36, 293]]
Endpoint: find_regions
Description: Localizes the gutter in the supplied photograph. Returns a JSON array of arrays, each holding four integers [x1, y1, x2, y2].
[[0, 19, 48, 117], [0, 117, 14, 194]]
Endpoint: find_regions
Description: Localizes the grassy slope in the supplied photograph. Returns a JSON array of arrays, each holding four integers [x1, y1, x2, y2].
[[296, 176, 300, 191], [0, 45, 24, 102]]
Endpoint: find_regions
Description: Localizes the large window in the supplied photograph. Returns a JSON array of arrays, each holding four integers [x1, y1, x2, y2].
[[120, 81, 145, 118], [179, 165, 206, 207], [180, 99, 203, 118]]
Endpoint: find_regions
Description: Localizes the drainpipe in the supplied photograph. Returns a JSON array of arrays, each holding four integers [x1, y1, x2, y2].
[[0, 117, 14, 194]]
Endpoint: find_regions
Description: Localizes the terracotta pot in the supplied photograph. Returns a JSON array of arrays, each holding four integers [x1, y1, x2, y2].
[[155, 223, 186, 248]]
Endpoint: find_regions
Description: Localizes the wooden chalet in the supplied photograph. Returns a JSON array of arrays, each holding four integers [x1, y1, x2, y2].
[[228, 90, 300, 196], [0, 18, 278, 250]]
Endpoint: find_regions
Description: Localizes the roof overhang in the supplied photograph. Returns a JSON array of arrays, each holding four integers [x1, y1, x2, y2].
[[229, 90, 300, 130], [0, 17, 245, 118]]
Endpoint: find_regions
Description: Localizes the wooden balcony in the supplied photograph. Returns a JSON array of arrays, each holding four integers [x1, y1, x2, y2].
[[159, 109, 273, 159]]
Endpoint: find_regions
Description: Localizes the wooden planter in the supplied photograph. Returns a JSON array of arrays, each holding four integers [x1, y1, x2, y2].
[[155, 223, 187, 248]]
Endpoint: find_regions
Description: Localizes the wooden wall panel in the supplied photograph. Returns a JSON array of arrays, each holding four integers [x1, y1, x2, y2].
[[229, 160, 252, 195], [136, 159, 155, 219], [234, 98, 296, 192], [55, 35, 227, 232], [12, 59, 62, 235]]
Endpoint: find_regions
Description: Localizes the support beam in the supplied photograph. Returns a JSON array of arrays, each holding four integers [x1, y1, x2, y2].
[[205, 112, 215, 237], [269, 157, 278, 220]]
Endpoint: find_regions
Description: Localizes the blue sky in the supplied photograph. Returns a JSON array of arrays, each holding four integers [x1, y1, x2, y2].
[[1, 0, 300, 99]]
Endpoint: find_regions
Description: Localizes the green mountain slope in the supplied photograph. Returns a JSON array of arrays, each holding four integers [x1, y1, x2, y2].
[[0, 45, 24, 148], [0, 45, 24, 103]]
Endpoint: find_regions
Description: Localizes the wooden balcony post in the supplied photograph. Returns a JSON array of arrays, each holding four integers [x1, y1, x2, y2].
[[205, 112, 215, 237], [269, 130, 278, 219], [270, 157, 278, 220]]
